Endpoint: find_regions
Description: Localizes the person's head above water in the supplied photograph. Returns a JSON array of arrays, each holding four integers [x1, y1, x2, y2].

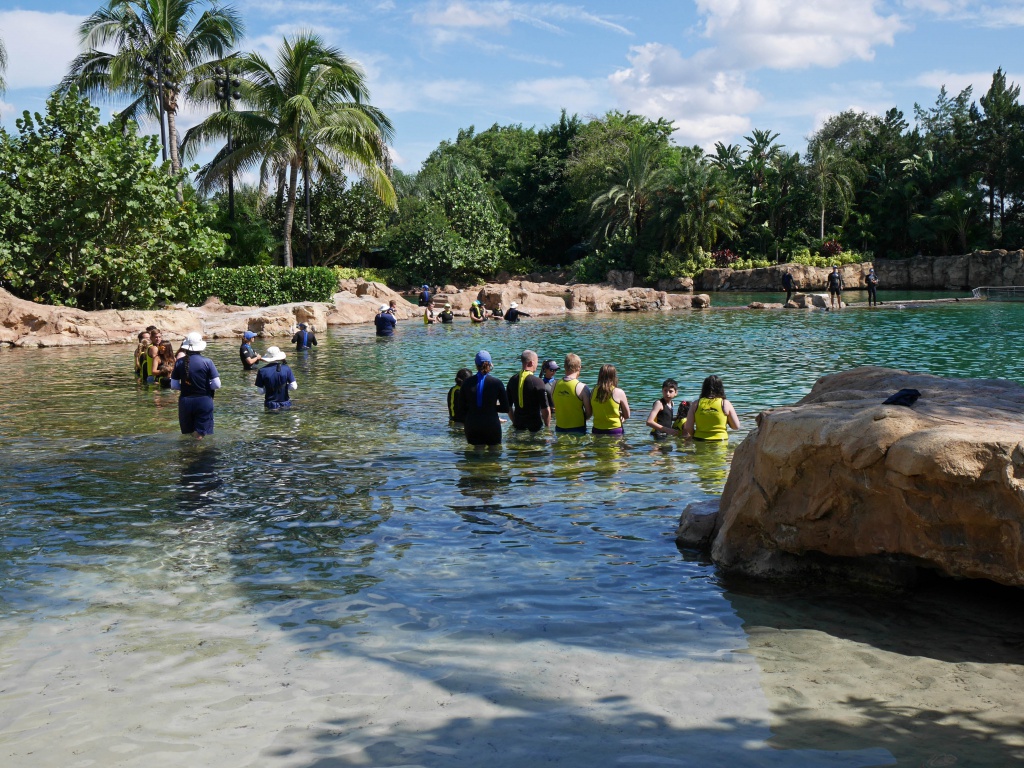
[[180, 332, 206, 352], [520, 349, 538, 370], [243, 331, 256, 340], [262, 346, 286, 363], [378, 304, 389, 312], [455, 367, 472, 384], [542, 359, 558, 374], [563, 353, 581, 375], [699, 375, 726, 400], [474, 350, 492, 373], [662, 378, 678, 394]]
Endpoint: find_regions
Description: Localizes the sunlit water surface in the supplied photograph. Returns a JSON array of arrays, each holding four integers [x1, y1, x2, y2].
[[1, 298, 1023, 767]]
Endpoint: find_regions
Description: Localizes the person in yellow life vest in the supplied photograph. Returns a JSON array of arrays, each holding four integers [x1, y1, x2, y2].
[[591, 364, 630, 436], [134, 330, 151, 382], [447, 368, 472, 422], [683, 375, 740, 440], [505, 349, 551, 432], [553, 353, 591, 434], [469, 300, 486, 323]]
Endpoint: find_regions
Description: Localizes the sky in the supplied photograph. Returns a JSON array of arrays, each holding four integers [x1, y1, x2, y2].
[[0, 0, 1023, 173]]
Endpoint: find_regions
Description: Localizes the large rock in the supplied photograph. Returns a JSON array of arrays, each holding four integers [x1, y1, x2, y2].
[[875, 250, 1024, 290], [704, 367, 1024, 588], [478, 284, 568, 316], [696, 262, 873, 292], [656, 276, 694, 292], [568, 285, 672, 312]]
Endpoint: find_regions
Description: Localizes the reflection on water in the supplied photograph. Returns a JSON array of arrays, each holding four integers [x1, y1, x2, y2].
[[0, 300, 1022, 765]]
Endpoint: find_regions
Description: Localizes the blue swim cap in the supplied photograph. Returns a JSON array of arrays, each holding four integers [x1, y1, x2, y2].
[[475, 350, 492, 366], [243, 331, 256, 340]]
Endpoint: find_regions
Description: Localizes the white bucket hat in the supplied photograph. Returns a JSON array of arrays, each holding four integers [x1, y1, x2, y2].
[[262, 346, 286, 363], [509, 302, 518, 309], [379, 304, 389, 312], [180, 331, 206, 352]]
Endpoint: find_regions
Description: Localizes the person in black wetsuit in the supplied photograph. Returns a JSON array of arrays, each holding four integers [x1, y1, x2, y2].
[[866, 268, 879, 307], [460, 350, 509, 448], [239, 331, 262, 370], [448, 368, 472, 422], [439, 303, 455, 324], [782, 272, 796, 304], [506, 349, 551, 432], [418, 285, 432, 307], [291, 323, 318, 351], [504, 302, 530, 322], [827, 266, 844, 309]]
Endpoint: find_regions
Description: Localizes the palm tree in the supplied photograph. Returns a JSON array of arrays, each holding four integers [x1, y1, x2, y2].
[[183, 33, 396, 267], [63, 0, 243, 181], [808, 140, 857, 239], [660, 156, 745, 254], [0, 34, 7, 94], [589, 136, 666, 244]]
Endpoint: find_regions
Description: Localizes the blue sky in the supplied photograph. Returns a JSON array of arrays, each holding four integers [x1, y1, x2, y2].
[[1, 1, 1022, 172]]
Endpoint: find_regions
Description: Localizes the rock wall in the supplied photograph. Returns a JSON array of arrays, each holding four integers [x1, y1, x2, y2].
[[696, 263, 872, 292], [700, 367, 1024, 588]]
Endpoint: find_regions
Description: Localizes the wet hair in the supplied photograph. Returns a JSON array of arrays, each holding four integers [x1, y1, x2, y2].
[[700, 375, 726, 401], [564, 353, 581, 374], [594, 364, 618, 403], [455, 368, 472, 384], [662, 378, 678, 391]]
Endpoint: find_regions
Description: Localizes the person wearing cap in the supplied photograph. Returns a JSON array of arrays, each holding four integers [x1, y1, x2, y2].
[[539, 359, 558, 413], [291, 322, 318, 351], [503, 302, 530, 322], [506, 349, 551, 432], [418, 284, 432, 307], [170, 332, 221, 438], [374, 304, 397, 336], [439, 303, 455, 324], [866, 267, 879, 307], [827, 266, 844, 309], [460, 350, 509, 448], [239, 331, 262, 370], [469, 300, 486, 323], [254, 346, 297, 410]]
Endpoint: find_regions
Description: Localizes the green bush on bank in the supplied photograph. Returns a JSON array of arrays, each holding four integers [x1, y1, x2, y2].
[[180, 266, 338, 307], [332, 266, 402, 286]]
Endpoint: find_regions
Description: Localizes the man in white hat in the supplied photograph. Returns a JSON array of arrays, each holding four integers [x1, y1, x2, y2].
[[254, 346, 297, 410], [503, 302, 530, 323], [170, 332, 221, 438], [374, 303, 397, 336]]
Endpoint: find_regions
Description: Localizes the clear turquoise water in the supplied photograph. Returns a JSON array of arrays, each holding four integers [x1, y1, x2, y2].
[[1, 300, 1023, 766]]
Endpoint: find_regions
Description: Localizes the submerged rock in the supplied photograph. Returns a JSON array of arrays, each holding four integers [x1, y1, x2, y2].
[[697, 367, 1024, 588]]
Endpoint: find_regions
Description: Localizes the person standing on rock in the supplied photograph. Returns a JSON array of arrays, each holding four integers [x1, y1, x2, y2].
[[827, 266, 844, 309], [782, 271, 796, 304], [254, 346, 297, 410], [461, 350, 509, 448], [506, 349, 551, 433], [239, 331, 262, 371], [291, 323, 317, 352], [375, 304, 397, 337], [683, 375, 740, 441], [866, 268, 879, 307], [170, 332, 221, 439]]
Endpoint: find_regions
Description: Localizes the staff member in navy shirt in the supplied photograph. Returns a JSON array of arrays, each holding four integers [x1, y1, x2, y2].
[[291, 323, 318, 351], [374, 304, 397, 336], [171, 332, 221, 438], [239, 330, 262, 370], [254, 346, 297, 410]]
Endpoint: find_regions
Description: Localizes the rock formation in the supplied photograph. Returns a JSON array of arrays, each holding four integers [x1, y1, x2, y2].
[[696, 263, 872, 292], [684, 367, 1024, 588]]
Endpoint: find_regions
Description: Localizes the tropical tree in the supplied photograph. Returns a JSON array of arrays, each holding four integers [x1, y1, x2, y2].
[[589, 136, 667, 244], [0, 34, 7, 95], [808, 140, 858, 239], [183, 33, 396, 267], [661, 151, 745, 255], [63, 0, 243, 181]]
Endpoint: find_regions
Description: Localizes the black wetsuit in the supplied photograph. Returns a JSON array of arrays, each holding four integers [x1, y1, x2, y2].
[[239, 341, 259, 370], [782, 273, 795, 303], [440, 310, 454, 324], [866, 272, 879, 305], [448, 385, 466, 422], [291, 330, 317, 351], [827, 272, 844, 295], [461, 373, 509, 445], [506, 371, 550, 432], [504, 307, 529, 322]]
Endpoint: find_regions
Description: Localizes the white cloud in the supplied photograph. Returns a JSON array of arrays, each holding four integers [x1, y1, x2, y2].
[[901, 0, 1024, 26], [909, 69, 1018, 96], [412, 1, 632, 36], [505, 76, 605, 114], [697, 0, 905, 70], [0, 10, 82, 90]]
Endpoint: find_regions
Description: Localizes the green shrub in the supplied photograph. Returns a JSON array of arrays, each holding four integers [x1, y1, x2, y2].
[[333, 266, 404, 287], [180, 266, 338, 306]]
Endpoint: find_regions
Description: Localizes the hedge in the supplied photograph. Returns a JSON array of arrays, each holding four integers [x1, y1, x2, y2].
[[180, 266, 339, 307]]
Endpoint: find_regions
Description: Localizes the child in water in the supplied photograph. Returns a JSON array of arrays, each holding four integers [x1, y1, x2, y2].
[[448, 368, 472, 422], [646, 378, 681, 438]]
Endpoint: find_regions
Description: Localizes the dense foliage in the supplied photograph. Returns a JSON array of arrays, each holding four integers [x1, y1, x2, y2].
[[180, 265, 338, 306], [0, 88, 225, 309]]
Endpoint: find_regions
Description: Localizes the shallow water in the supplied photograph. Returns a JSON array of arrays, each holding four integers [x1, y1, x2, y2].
[[1, 300, 1023, 767]]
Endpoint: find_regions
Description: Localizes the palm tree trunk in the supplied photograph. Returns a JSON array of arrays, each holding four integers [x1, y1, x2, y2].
[[166, 106, 184, 203], [283, 162, 300, 268], [820, 203, 826, 240]]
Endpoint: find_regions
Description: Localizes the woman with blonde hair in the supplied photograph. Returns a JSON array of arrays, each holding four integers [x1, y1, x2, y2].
[[591, 364, 630, 436]]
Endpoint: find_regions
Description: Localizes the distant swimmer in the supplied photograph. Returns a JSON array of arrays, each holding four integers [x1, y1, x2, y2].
[[646, 378, 680, 438], [591, 364, 630, 436], [291, 323, 317, 351], [505, 349, 551, 433], [254, 346, 297, 410], [460, 350, 509, 448], [239, 330, 262, 370], [683, 375, 740, 441], [504, 302, 530, 322], [553, 353, 591, 434], [375, 304, 397, 336], [469, 300, 486, 323], [170, 332, 221, 439], [448, 368, 472, 423]]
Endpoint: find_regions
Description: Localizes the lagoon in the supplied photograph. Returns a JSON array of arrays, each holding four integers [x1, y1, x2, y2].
[[1, 299, 1023, 766]]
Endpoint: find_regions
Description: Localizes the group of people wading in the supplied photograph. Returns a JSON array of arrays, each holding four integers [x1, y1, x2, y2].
[[447, 348, 740, 449]]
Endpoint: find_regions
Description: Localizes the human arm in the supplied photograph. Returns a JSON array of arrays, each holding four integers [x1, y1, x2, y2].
[[646, 400, 678, 436], [615, 388, 630, 420], [683, 400, 697, 437], [289, 369, 298, 391], [579, 383, 593, 419], [723, 399, 740, 430]]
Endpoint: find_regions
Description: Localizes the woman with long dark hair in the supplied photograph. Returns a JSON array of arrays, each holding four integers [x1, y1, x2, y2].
[[683, 375, 740, 441], [591, 364, 630, 436]]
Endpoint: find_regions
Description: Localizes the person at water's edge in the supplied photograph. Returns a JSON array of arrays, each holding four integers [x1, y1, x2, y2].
[[867, 268, 879, 307], [782, 271, 796, 304], [461, 350, 509, 447], [418, 285, 431, 307], [171, 332, 221, 438], [827, 266, 844, 309], [506, 349, 552, 432], [375, 304, 397, 336], [255, 346, 297, 410], [291, 323, 317, 351]]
